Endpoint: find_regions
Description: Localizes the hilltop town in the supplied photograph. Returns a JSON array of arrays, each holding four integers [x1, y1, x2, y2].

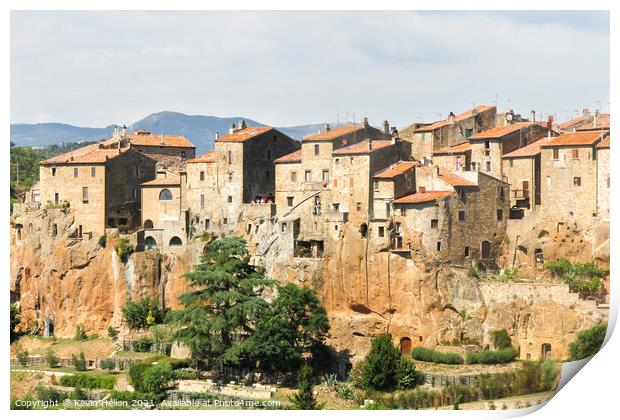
[[11, 105, 610, 368]]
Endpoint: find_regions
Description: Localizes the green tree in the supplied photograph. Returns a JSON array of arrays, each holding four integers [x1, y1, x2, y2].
[[167, 237, 274, 367], [72, 352, 87, 371], [75, 324, 88, 340], [16, 346, 29, 366], [45, 348, 59, 368], [361, 333, 401, 391], [247, 284, 330, 372], [107, 325, 119, 340], [10, 304, 21, 342], [396, 357, 418, 390], [491, 329, 512, 350], [122, 297, 164, 330], [568, 323, 607, 361], [290, 364, 321, 409], [100, 358, 116, 373]]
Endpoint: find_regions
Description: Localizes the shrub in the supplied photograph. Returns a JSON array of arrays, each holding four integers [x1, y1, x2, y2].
[[133, 337, 154, 352], [59, 374, 117, 390], [127, 362, 173, 401], [467, 267, 479, 278], [411, 347, 463, 365], [290, 364, 321, 409], [568, 323, 607, 361], [173, 367, 198, 380], [75, 324, 88, 340], [122, 297, 164, 330], [16, 346, 29, 366], [396, 357, 418, 390], [100, 358, 116, 372], [107, 326, 119, 340], [72, 385, 88, 400], [545, 259, 607, 298], [491, 329, 512, 350], [45, 348, 59, 368], [115, 238, 134, 263], [465, 347, 518, 365], [98, 234, 107, 248], [337, 383, 354, 400], [361, 334, 401, 390], [35, 384, 68, 403], [72, 352, 87, 371]]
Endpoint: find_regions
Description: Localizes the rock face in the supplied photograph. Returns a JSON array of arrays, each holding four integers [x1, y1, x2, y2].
[[11, 206, 608, 361]]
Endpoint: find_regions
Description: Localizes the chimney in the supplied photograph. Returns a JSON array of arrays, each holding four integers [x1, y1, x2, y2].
[[368, 140, 373, 150], [547, 130, 551, 141], [531, 110, 536, 123], [325, 123, 331, 132], [214, 131, 219, 140], [363, 117, 369, 128], [239, 120, 247, 130], [448, 112, 455, 124], [229, 123, 236, 134], [583, 108, 591, 116], [435, 166, 440, 177], [594, 110, 600, 127], [122, 124, 127, 137], [383, 120, 390, 136], [160, 133, 164, 146]]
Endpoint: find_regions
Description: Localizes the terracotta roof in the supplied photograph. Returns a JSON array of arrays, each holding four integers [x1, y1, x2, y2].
[[541, 131, 608, 147], [415, 105, 496, 133], [393, 191, 452, 204], [142, 173, 180, 186], [303, 124, 363, 141], [374, 161, 418, 179], [577, 114, 610, 131], [332, 140, 393, 155], [433, 142, 471, 155], [41, 143, 131, 165], [274, 149, 302, 163], [438, 172, 477, 187], [502, 137, 551, 158], [125, 132, 194, 148], [558, 114, 592, 130], [597, 136, 610, 149], [215, 126, 273, 142], [188, 150, 218, 164], [469, 122, 537, 140]]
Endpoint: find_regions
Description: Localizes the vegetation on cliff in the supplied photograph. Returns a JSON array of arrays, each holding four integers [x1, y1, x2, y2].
[[568, 323, 607, 361], [122, 297, 165, 330], [545, 259, 607, 298]]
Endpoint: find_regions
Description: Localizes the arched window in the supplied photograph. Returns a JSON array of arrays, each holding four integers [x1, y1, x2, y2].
[[399, 337, 412, 356], [144, 219, 154, 229], [15, 224, 23, 240], [169, 236, 182, 247], [159, 189, 173, 201], [145, 236, 157, 250], [481, 240, 492, 259], [52, 224, 58, 237]]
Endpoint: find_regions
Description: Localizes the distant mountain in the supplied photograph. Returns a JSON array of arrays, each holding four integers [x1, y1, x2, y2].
[[10, 111, 336, 155]]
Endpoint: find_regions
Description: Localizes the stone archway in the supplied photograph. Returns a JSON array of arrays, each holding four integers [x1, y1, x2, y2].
[[541, 343, 552, 360], [400, 337, 412, 356]]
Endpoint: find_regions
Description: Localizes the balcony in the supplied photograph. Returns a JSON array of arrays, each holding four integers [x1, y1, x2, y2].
[[511, 189, 530, 209]]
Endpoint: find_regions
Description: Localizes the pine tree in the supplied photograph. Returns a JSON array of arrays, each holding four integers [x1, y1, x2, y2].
[[290, 364, 321, 410], [167, 237, 274, 367]]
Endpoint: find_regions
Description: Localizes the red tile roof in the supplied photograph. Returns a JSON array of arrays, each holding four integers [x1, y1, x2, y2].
[[126, 132, 194, 148], [332, 139, 393, 155], [274, 149, 302, 163], [215, 126, 273, 142], [433, 142, 471, 155], [438, 172, 477, 187], [557, 114, 592, 130], [502, 137, 551, 158], [303, 124, 363, 141], [188, 150, 218, 163], [374, 161, 418, 179], [393, 191, 452, 204], [469, 122, 538, 140], [541, 131, 609, 147], [41, 142, 131, 165], [415, 105, 496, 133], [597, 136, 610, 149], [142, 173, 181, 186], [577, 114, 610, 131]]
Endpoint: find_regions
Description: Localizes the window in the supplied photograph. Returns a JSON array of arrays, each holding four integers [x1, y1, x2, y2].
[[420, 133, 426, 141], [282, 222, 287, 232], [332, 203, 340, 212], [304, 170, 312, 182], [350, 157, 354, 164], [91, 167, 96, 177], [200, 193, 205, 209], [200, 171, 205, 181], [356, 202, 362, 212], [169, 237, 183, 247], [144, 219, 153, 229], [436, 241, 442, 251], [247, 224, 252, 234], [335, 158, 340, 166], [223, 218, 228, 225], [322, 170, 330, 182], [291, 171, 297, 182], [509, 159, 514, 168], [458, 188, 466, 200], [497, 209, 503, 221], [378, 226, 385, 237], [287, 196, 294, 207], [464, 246, 470, 257], [51, 168, 56, 176], [265, 170, 271, 180], [553, 148, 559, 160], [228, 172, 233, 182], [485, 161, 491, 172], [458, 210, 465, 221], [484, 140, 490, 156], [54, 193, 60, 205], [82, 187, 88, 203], [400, 207, 406, 216], [374, 180, 379, 192], [314, 144, 320, 156], [227, 150, 233, 164], [465, 128, 473, 138], [573, 177, 581, 187], [419, 186, 426, 193], [273, 135, 277, 143], [74, 167, 79, 178], [266, 149, 272, 159], [431, 219, 439, 229], [159, 189, 173, 200], [205, 219, 210, 229], [228, 195, 233, 203], [181, 151, 186, 158], [572, 149, 579, 159]]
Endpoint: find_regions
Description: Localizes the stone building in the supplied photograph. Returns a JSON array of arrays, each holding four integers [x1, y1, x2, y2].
[[401, 105, 496, 162], [120, 129, 196, 170], [596, 135, 610, 220], [390, 166, 509, 262], [468, 122, 548, 180], [371, 161, 418, 220], [39, 140, 157, 237], [539, 130, 610, 222], [431, 142, 471, 172], [558, 109, 610, 133]]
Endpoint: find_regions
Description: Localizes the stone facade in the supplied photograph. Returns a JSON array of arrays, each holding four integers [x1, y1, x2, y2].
[[596, 139, 610, 220]]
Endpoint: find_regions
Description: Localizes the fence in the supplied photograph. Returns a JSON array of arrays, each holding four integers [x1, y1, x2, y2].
[[423, 373, 479, 388], [11, 355, 135, 371]]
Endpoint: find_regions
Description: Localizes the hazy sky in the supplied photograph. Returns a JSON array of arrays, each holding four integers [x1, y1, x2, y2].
[[11, 11, 610, 128]]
